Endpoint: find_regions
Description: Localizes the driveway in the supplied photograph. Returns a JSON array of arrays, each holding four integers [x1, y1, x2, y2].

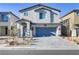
[[0, 36, 78, 50], [32, 36, 79, 50]]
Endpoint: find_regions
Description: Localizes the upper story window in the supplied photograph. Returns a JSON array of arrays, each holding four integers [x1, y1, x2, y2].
[[76, 12, 79, 16], [1, 14, 8, 22], [39, 11, 46, 19], [51, 13, 54, 22], [24, 12, 28, 16]]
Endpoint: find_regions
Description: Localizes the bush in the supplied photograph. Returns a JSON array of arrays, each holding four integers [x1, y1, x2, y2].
[[9, 41, 17, 45]]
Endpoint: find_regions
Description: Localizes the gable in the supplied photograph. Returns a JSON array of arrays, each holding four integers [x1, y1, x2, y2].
[[19, 4, 61, 13]]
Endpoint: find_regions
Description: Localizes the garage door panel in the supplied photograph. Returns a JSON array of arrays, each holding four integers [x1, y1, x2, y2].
[[36, 27, 56, 37]]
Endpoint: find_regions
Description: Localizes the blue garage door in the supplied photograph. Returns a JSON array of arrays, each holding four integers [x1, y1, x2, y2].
[[36, 27, 56, 37]]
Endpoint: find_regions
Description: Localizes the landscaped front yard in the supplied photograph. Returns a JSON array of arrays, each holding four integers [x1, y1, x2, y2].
[[0, 36, 79, 50]]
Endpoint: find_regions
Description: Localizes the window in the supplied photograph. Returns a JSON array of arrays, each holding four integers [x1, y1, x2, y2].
[[1, 14, 8, 22], [77, 12, 79, 16], [39, 11, 46, 19], [51, 13, 54, 22], [24, 12, 28, 16], [76, 28, 79, 37]]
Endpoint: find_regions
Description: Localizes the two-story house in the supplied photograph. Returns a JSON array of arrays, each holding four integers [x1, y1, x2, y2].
[[16, 4, 61, 37], [0, 12, 19, 36], [61, 10, 79, 37]]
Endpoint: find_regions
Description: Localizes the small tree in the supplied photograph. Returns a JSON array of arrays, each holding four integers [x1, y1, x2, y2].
[[11, 25, 17, 37], [10, 24, 17, 45]]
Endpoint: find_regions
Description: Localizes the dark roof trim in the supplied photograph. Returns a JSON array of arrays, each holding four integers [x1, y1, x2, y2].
[[0, 12, 9, 14], [32, 23, 61, 25], [16, 19, 31, 23], [19, 4, 61, 12], [61, 9, 79, 19], [0, 12, 20, 19], [9, 12, 20, 19]]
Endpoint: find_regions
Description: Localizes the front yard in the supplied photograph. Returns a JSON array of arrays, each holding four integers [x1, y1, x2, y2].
[[0, 36, 79, 50], [32, 36, 79, 50]]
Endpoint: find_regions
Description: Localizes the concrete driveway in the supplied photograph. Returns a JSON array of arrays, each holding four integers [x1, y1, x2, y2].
[[32, 36, 79, 50]]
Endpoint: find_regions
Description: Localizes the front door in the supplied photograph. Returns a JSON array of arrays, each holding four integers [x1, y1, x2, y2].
[[23, 26, 27, 37], [5, 27, 8, 35]]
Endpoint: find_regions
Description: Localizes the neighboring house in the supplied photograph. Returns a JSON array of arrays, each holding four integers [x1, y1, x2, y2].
[[0, 12, 19, 36], [16, 4, 61, 37], [61, 10, 79, 37]]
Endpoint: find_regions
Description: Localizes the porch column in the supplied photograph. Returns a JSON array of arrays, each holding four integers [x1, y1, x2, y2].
[[20, 25, 23, 37], [56, 25, 61, 36], [27, 22, 31, 37], [16, 23, 20, 37], [8, 26, 11, 36]]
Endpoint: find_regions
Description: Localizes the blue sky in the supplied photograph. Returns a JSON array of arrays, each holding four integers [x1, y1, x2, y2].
[[0, 3, 79, 17]]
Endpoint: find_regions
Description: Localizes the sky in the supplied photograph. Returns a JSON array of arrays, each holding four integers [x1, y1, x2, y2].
[[0, 3, 79, 17]]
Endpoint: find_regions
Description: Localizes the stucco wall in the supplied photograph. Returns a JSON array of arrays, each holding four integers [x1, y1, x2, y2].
[[0, 13, 19, 27], [0, 13, 19, 35], [74, 13, 79, 25], [61, 12, 75, 30], [20, 6, 60, 23]]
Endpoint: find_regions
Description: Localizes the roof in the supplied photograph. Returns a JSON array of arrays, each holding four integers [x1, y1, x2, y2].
[[19, 4, 61, 12], [16, 19, 31, 23], [9, 12, 20, 19], [0, 12, 19, 19], [0, 12, 9, 14], [61, 9, 79, 18]]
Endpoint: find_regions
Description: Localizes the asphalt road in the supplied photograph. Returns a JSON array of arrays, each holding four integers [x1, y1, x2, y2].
[[0, 50, 79, 55]]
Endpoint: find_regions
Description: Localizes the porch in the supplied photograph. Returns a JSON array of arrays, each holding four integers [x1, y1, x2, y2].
[[16, 19, 32, 38]]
